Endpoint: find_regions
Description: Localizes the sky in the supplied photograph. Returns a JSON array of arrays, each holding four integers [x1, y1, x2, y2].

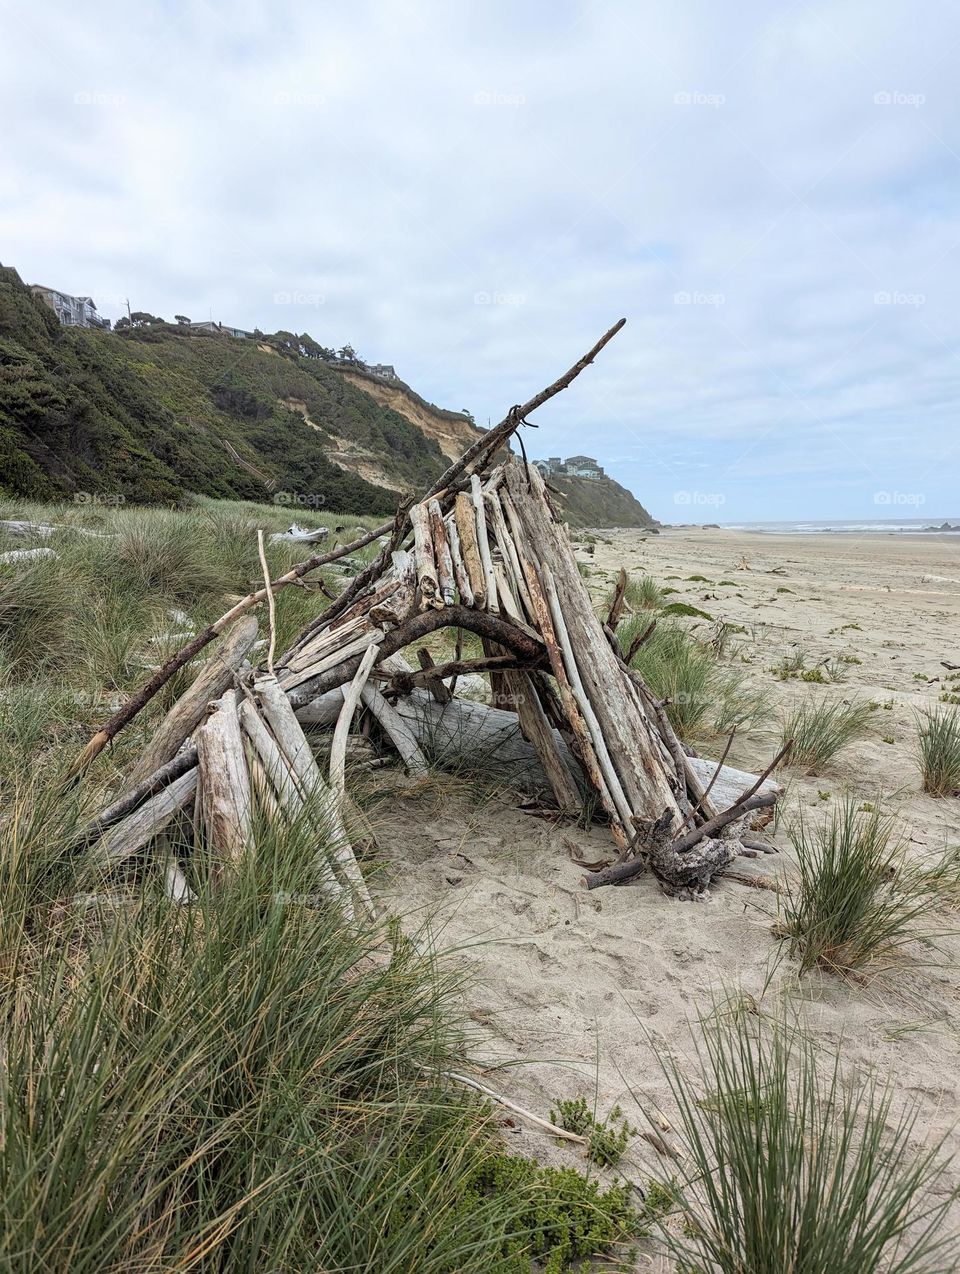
[[1, 0, 958, 522]]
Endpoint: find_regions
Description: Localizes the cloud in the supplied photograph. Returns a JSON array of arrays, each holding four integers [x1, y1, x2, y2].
[[1, 0, 957, 519]]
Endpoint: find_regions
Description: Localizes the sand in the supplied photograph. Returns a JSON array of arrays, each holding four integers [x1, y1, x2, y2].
[[374, 528, 960, 1264]]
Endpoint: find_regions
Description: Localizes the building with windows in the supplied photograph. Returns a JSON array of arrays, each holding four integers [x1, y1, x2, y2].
[[533, 454, 605, 480], [30, 285, 110, 330], [188, 320, 253, 339]]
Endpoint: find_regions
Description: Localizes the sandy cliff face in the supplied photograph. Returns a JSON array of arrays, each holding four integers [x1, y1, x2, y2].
[[337, 369, 482, 461]]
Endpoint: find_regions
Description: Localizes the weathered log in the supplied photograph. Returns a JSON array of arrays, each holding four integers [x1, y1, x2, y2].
[[444, 513, 474, 607], [409, 501, 440, 610], [471, 474, 498, 613], [80, 746, 199, 845], [128, 616, 259, 785], [92, 768, 198, 866], [428, 499, 456, 605], [454, 492, 486, 607], [330, 643, 380, 804], [195, 689, 251, 872], [501, 670, 582, 812]]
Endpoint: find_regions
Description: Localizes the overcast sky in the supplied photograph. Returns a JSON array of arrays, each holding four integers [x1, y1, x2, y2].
[[2, 0, 958, 521]]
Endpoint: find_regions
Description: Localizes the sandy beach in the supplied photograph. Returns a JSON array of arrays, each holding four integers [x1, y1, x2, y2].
[[378, 527, 960, 1263]]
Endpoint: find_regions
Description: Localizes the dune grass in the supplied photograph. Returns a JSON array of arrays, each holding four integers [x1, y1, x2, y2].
[[602, 571, 664, 612], [618, 618, 768, 740], [655, 1003, 958, 1274], [778, 696, 874, 772], [915, 705, 960, 796], [0, 797, 639, 1272], [779, 798, 952, 975]]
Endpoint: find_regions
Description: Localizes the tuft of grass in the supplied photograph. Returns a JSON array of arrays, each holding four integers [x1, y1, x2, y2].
[[603, 571, 664, 613], [623, 621, 768, 740], [655, 1005, 959, 1274], [778, 697, 873, 772], [778, 798, 952, 975], [915, 705, 960, 796]]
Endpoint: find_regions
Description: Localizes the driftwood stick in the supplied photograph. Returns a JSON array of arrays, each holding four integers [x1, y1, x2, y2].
[[625, 619, 657, 663], [428, 499, 456, 605], [238, 698, 350, 912], [485, 487, 534, 619], [606, 568, 628, 631], [502, 669, 583, 812], [359, 681, 428, 775], [416, 648, 453, 703], [471, 474, 498, 613], [429, 318, 626, 494], [92, 768, 198, 867], [330, 642, 380, 804], [247, 682, 371, 911], [70, 525, 390, 774], [196, 689, 252, 873], [688, 729, 735, 823], [445, 513, 474, 607], [454, 492, 486, 607], [126, 615, 259, 785], [80, 746, 199, 845], [442, 1071, 588, 1146], [409, 502, 440, 610], [256, 529, 278, 677]]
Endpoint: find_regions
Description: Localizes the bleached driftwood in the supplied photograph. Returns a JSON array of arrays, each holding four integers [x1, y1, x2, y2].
[[195, 689, 251, 872], [93, 768, 198, 866], [129, 615, 259, 784]]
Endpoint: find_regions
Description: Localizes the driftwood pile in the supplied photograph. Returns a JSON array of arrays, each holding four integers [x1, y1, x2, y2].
[[77, 321, 782, 903]]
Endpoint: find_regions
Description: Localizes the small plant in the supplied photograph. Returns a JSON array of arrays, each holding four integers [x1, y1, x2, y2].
[[778, 698, 874, 772], [776, 585, 794, 594], [685, 574, 712, 583], [550, 1097, 636, 1166], [772, 648, 807, 679], [915, 706, 960, 796], [779, 798, 951, 975], [655, 1004, 959, 1274]]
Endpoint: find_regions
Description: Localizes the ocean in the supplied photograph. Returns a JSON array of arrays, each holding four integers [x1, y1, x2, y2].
[[719, 518, 960, 536]]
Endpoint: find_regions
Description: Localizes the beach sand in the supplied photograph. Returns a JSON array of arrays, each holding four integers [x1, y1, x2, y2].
[[376, 528, 960, 1262]]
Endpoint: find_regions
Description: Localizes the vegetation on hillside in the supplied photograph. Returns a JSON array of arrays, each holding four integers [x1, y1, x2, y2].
[[0, 265, 446, 512]]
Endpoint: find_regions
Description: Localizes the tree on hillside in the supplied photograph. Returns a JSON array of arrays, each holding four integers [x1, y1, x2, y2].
[[338, 343, 360, 363], [174, 314, 191, 325], [130, 311, 164, 327]]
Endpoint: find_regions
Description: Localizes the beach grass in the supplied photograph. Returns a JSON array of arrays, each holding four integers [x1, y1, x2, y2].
[[778, 798, 952, 975], [778, 697, 874, 772], [655, 1002, 959, 1274], [915, 705, 960, 796]]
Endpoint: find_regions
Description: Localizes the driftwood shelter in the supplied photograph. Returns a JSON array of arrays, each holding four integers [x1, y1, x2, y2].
[[76, 320, 782, 911]]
